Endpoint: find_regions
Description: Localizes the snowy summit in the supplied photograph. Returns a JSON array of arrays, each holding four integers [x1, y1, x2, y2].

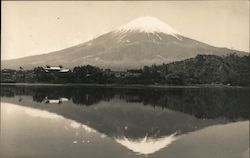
[[116, 16, 179, 36]]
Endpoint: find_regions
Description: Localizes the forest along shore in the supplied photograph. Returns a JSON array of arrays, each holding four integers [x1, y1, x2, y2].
[[1, 54, 250, 87]]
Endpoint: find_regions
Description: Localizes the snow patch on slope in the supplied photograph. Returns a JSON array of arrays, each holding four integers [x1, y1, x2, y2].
[[116, 16, 180, 39]]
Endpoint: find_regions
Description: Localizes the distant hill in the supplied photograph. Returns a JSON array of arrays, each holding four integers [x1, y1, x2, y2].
[[1, 16, 248, 70], [149, 54, 250, 86]]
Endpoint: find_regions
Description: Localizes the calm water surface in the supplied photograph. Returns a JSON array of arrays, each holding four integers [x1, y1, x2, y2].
[[0, 85, 249, 158]]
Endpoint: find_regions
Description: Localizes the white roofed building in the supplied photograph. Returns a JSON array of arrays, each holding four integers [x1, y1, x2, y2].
[[44, 66, 70, 73]]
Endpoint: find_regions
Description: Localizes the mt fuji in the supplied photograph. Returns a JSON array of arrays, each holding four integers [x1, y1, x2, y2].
[[2, 16, 247, 70]]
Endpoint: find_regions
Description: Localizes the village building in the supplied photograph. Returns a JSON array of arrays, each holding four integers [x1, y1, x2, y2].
[[113, 71, 126, 78], [44, 66, 70, 73], [125, 69, 142, 77]]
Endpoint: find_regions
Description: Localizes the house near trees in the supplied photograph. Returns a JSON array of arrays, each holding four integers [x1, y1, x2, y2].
[[44, 65, 70, 73]]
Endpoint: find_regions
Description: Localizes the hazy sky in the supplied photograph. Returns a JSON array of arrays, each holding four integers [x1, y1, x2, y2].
[[1, 1, 249, 60]]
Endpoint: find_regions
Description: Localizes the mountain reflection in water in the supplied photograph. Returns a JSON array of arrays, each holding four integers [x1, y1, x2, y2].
[[115, 133, 178, 155], [1, 85, 249, 157]]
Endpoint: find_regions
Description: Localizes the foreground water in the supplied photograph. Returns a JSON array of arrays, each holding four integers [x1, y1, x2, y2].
[[0, 85, 249, 158]]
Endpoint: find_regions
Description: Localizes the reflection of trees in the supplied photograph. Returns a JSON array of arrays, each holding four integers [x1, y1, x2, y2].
[[1, 86, 115, 106], [129, 88, 249, 120], [71, 88, 114, 105], [1, 85, 249, 120], [1, 86, 15, 97]]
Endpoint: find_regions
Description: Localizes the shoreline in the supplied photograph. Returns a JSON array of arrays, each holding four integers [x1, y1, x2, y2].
[[0, 82, 247, 89]]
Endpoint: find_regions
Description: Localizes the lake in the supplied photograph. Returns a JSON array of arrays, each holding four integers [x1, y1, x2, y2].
[[0, 85, 249, 158]]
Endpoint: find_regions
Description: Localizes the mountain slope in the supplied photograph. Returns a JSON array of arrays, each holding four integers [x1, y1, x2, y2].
[[2, 16, 248, 70]]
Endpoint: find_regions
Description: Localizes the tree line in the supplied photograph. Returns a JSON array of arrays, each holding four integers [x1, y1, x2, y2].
[[1, 54, 249, 86]]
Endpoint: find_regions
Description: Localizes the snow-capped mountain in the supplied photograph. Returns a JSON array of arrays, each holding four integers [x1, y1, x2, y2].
[[2, 16, 247, 70], [116, 16, 179, 38]]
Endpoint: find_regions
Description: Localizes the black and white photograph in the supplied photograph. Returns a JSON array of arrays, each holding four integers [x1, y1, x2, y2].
[[1, 1, 249, 158]]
